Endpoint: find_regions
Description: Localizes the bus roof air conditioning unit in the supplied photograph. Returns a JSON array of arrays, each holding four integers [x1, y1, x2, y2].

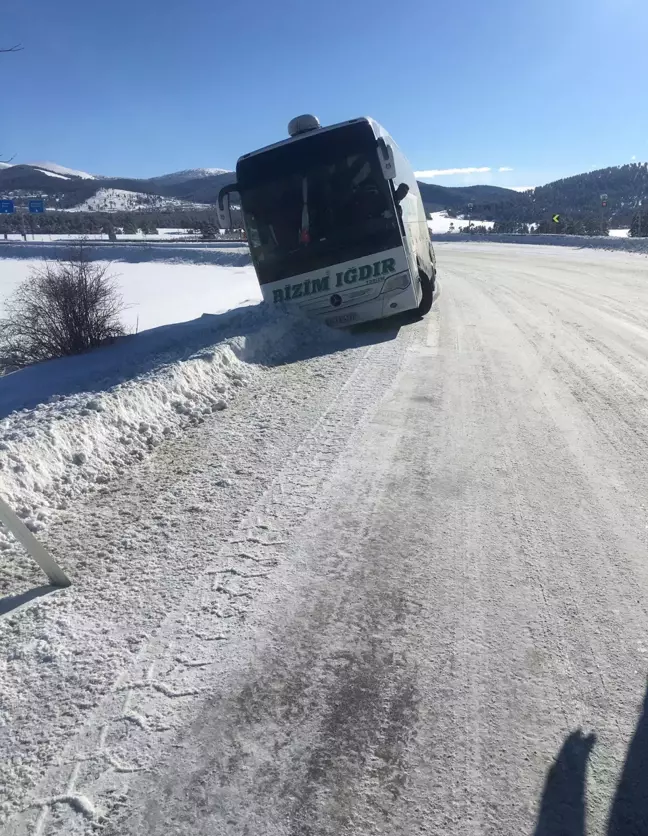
[[288, 115, 321, 137]]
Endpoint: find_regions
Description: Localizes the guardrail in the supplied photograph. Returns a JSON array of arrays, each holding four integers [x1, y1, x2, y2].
[[430, 233, 648, 253]]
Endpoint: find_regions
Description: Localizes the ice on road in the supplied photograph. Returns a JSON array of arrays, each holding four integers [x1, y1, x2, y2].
[[4, 243, 648, 835]]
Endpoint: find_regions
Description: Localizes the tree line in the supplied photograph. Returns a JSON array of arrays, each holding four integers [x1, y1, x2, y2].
[[459, 215, 611, 236], [629, 210, 648, 237], [0, 209, 226, 236]]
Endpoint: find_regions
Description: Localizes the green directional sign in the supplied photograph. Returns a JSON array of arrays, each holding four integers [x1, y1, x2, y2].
[[552, 214, 560, 224]]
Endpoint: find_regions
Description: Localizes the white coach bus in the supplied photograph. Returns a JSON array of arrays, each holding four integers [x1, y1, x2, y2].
[[218, 115, 436, 327]]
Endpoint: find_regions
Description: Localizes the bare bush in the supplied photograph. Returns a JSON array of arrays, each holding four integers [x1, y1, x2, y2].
[[0, 246, 126, 372]]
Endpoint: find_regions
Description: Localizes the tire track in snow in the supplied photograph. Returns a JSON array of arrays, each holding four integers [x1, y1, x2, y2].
[[6, 324, 416, 835]]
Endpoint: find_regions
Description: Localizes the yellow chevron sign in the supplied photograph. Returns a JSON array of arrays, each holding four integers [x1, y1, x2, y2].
[[552, 214, 560, 224]]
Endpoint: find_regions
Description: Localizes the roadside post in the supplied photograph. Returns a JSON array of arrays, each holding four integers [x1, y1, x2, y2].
[[28, 198, 45, 240], [0, 191, 69, 586], [600, 194, 608, 235], [0, 496, 71, 587], [0, 199, 14, 239], [1, 197, 47, 239]]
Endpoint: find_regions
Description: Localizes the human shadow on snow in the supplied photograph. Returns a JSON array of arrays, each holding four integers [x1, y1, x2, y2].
[[533, 682, 648, 836], [533, 729, 596, 836]]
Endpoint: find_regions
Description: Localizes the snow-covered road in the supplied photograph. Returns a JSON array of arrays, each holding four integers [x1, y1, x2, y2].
[[3, 243, 648, 835]]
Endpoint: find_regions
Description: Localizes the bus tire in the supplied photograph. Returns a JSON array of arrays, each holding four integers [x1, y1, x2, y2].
[[418, 269, 434, 316]]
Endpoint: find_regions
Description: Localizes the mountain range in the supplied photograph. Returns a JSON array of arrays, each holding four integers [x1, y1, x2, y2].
[[0, 160, 646, 225], [0, 162, 236, 211]]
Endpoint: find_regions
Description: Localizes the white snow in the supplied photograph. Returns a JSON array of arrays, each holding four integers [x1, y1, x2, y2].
[[32, 168, 70, 181], [427, 210, 494, 234], [0, 244, 258, 332], [0, 246, 269, 550], [67, 188, 210, 212], [432, 232, 648, 253], [610, 228, 629, 238], [150, 168, 231, 184], [0, 258, 43, 315], [0, 301, 331, 553], [0, 257, 260, 331], [27, 162, 95, 180], [119, 263, 260, 331], [0, 314, 252, 532]]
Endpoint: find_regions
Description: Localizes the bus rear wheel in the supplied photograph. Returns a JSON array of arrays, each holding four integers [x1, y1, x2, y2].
[[417, 269, 434, 316]]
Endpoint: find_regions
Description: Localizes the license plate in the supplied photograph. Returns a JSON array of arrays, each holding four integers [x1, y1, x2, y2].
[[325, 312, 358, 326]]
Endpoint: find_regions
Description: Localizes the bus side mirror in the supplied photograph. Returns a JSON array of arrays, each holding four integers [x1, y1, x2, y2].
[[217, 183, 239, 229], [394, 182, 409, 203], [377, 137, 395, 180]]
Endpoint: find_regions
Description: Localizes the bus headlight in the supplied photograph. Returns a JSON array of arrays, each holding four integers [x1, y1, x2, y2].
[[382, 272, 411, 293]]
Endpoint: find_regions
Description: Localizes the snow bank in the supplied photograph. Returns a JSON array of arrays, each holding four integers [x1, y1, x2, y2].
[[0, 305, 341, 550], [431, 232, 648, 253]]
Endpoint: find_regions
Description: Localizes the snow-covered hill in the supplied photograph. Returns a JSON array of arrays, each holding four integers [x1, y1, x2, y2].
[[67, 188, 211, 212], [0, 163, 233, 208], [31, 168, 71, 180], [149, 168, 230, 185], [26, 161, 96, 179]]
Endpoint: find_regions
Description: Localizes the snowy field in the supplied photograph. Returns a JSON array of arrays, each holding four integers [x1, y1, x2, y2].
[[427, 210, 494, 233], [0, 259, 261, 332], [0, 244, 260, 332]]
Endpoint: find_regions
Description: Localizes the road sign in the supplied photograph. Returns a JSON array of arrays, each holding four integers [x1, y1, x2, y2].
[[0, 199, 14, 214], [28, 199, 45, 213], [600, 193, 608, 200], [602, 201, 607, 208], [552, 214, 560, 224]]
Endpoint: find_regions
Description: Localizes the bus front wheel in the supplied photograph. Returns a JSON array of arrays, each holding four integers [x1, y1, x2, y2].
[[417, 269, 434, 316]]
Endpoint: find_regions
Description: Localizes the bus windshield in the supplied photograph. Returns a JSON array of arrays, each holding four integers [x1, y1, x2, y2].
[[237, 123, 401, 284]]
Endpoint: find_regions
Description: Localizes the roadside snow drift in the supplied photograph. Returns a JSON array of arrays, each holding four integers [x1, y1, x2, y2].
[[0, 304, 342, 551], [431, 232, 648, 253]]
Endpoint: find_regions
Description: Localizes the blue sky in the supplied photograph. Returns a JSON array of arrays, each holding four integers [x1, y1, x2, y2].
[[2, 0, 647, 187]]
